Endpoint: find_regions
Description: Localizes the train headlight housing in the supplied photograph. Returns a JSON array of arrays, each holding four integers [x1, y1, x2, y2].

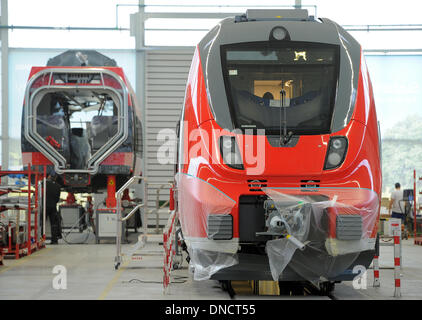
[[324, 136, 348, 170], [270, 26, 290, 41], [220, 136, 244, 170]]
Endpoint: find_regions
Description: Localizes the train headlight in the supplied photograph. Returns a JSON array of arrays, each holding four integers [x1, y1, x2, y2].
[[332, 139, 343, 150], [220, 136, 244, 170], [324, 137, 348, 170], [270, 26, 290, 41], [327, 153, 341, 166]]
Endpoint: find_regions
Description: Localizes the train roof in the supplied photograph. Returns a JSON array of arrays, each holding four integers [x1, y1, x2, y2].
[[47, 50, 117, 67], [27, 65, 127, 82]]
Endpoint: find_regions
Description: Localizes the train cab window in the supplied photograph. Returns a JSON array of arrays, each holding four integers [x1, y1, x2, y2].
[[221, 42, 339, 135], [34, 89, 120, 169]]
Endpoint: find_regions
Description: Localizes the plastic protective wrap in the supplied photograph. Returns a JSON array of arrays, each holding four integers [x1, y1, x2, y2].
[[266, 238, 298, 281], [70, 129, 91, 169], [176, 173, 238, 280], [262, 187, 379, 281], [90, 115, 119, 155], [36, 115, 70, 160]]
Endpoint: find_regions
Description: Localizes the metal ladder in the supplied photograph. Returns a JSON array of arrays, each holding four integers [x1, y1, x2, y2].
[[113, 177, 173, 269], [114, 176, 147, 270]]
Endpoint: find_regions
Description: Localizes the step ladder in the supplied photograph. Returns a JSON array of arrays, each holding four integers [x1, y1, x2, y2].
[[113, 176, 173, 269], [114, 176, 146, 270]]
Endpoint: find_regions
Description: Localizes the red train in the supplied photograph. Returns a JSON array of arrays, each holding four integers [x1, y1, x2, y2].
[[175, 9, 381, 292], [21, 50, 143, 198]]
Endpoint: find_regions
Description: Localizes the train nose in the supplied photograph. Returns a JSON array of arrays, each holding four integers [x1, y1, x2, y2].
[[240, 134, 328, 176]]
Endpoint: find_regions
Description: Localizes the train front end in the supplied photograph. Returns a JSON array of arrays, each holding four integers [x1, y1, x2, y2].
[[176, 9, 381, 285], [21, 50, 142, 193]]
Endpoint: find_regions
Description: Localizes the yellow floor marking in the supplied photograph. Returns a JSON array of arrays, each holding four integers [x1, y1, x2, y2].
[[0, 247, 51, 275], [98, 260, 130, 300]]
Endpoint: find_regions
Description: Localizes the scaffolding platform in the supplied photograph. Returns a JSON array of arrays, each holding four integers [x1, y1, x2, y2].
[[0, 165, 47, 260]]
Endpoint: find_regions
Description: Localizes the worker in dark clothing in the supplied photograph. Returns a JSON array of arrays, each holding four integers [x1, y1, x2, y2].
[[46, 174, 62, 244]]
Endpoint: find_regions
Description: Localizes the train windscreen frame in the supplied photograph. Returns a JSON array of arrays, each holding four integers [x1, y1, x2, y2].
[[33, 88, 120, 170], [221, 41, 340, 135]]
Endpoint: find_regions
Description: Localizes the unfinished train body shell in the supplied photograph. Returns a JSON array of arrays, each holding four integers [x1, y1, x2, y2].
[[175, 9, 381, 286], [21, 50, 143, 193]]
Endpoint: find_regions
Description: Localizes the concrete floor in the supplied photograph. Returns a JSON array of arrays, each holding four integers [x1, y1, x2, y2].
[[1, 232, 421, 300]]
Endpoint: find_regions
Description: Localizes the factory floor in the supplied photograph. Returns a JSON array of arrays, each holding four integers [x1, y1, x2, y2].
[[1, 232, 422, 300]]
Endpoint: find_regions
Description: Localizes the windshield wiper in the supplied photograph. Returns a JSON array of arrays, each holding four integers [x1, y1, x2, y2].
[[279, 85, 293, 146]]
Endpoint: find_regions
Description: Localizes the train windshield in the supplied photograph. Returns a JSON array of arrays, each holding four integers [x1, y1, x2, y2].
[[221, 42, 339, 135], [34, 89, 120, 169]]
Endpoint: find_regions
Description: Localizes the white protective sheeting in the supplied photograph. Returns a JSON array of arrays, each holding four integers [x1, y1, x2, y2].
[[262, 187, 379, 281], [176, 172, 239, 280]]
